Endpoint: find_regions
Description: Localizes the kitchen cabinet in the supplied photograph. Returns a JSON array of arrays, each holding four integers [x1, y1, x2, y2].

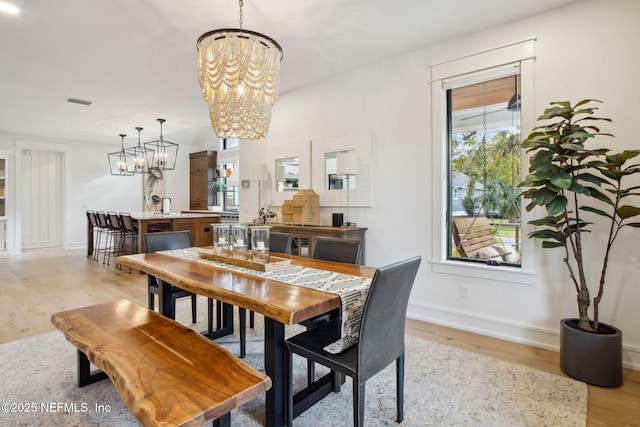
[[189, 151, 216, 210]]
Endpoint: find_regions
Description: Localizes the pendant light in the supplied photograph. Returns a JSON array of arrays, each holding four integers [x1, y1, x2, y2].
[[197, 0, 283, 140], [126, 126, 154, 174], [144, 118, 178, 171], [108, 134, 135, 176]]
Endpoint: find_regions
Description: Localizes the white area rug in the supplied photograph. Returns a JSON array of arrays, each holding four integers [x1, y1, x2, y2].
[[0, 300, 587, 426]]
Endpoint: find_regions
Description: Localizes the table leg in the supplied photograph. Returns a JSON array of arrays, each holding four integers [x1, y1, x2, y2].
[[207, 303, 234, 340], [264, 317, 285, 427], [77, 350, 108, 387]]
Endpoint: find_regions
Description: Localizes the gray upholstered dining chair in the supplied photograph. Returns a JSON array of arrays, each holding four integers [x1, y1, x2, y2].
[[144, 230, 198, 324], [270, 232, 293, 254], [302, 237, 364, 384], [312, 237, 362, 264], [285, 256, 421, 427]]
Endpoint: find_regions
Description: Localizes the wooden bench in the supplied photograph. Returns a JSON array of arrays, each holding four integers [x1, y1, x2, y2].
[[51, 299, 271, 427], [452, 216, 502, 259]]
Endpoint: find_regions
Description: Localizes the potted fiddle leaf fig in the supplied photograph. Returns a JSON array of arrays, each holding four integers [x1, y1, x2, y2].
[[520, 99, 640, 386]]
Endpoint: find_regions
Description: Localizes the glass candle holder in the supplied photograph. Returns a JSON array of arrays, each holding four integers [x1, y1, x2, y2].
[[212, 224, 230, 256], [251, 226, 271, 264], [231, 224, 249, 259]]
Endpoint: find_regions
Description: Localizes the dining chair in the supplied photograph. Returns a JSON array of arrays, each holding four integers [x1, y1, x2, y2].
[[270, 232, 293, 254], [144, 231, 199, 325], [312, 237, 362, 265], [285, 256, 421, 427], [302, 237, 364, 384]]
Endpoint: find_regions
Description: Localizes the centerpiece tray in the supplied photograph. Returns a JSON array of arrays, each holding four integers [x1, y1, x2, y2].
[[197, 248, 292, 272]]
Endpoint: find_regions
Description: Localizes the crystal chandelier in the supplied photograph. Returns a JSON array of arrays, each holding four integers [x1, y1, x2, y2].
[[144, 118, 178, 171], [126, 126, 154, 174], [197, 0, 283, 140], [107, 134, 134, 176]]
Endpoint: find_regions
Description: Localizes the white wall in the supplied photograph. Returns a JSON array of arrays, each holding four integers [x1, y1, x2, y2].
[[240, 0, 640, 368]]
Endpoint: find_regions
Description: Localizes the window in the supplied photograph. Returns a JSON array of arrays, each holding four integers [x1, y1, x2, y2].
[[216, 144, 239, 212], [447, 73, 522, 266], [219, 162, 239, 211], [222, 138, 239, 150], [430, 38, 536, 281]]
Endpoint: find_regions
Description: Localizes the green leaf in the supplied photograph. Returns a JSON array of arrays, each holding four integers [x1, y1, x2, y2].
[[580, 206, 613, 219], [549, 171, 572, 189], [528, 229, 565, 241], [583, 186, 614, 205], [541, 241, 566, 249], [618, 205, 640, 219], [528, 215, 563, 227], [575, 172, 606, 186], [546, 196, 568, 215]]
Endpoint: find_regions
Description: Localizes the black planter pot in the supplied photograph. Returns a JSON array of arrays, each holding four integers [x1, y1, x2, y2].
[[559, 318, 623, 387]]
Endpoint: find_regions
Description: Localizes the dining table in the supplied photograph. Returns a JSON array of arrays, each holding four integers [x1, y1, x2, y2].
[[115, 249, 376, 427]]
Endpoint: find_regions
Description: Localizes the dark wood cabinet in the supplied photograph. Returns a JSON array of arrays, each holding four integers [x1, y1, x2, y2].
[[189, 151, 216, 210]]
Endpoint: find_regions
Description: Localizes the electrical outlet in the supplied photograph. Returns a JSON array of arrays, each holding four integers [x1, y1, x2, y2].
[[460, 283, 470, 299]]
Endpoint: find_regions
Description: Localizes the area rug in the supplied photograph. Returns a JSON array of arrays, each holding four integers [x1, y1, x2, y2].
[[0, 301, 587, 426]]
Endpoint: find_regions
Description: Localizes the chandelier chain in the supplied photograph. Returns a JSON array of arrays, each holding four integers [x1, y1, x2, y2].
[[239, 0, 243, 29]]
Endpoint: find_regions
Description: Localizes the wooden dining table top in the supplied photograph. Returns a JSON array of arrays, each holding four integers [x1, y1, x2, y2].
[[115, 252, 377, 325]]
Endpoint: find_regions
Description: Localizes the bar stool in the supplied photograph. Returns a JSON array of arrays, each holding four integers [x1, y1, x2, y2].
[[106, 212, 125, 267], [95, 211, 111, 263], [86, 210, 99, 260], [119, 212, 138, 273]]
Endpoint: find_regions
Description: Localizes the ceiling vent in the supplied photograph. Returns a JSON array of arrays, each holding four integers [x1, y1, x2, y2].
[[65, 97, 93, 106]]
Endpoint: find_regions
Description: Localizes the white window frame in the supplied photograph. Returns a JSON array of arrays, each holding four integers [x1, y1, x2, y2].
[[430, 38, 537, 284]]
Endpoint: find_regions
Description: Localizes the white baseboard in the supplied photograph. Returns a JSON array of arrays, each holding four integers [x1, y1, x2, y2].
[[407, 302, 640, 371], [67, 242, 87, 251]]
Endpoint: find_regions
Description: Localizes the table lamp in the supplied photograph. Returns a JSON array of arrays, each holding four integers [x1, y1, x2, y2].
[[252, 163, 269, 217], [335, 153, 357, 227]]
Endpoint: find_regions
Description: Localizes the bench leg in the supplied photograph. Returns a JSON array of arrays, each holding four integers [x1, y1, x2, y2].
[[77, 350, 108, 387], [212, 412, 230, 427]]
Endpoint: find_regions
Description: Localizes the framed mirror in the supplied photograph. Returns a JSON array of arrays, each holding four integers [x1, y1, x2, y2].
[[266, 140, 311, 206]]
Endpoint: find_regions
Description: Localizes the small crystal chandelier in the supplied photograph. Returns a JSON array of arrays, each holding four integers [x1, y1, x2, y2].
[[126, 126, 154, 174], [107, 134, 135, 176], [197, 0, 283, 140], [144, 118, 178, 171]]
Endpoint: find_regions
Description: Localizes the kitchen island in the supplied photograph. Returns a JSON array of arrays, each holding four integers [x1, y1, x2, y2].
[[131, 212, 221, 252]]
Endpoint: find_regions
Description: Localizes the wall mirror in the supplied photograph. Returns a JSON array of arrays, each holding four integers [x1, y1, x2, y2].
[[266, 140, 311, 206], [275, 157, 299, 192], [311, 130, 372, 207]]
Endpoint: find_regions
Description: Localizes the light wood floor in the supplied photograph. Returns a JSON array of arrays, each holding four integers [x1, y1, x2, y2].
[[1, 248, 638, 426]]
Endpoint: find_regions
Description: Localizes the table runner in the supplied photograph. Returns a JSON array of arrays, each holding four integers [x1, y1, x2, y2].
[[159, 247, 372, 353]]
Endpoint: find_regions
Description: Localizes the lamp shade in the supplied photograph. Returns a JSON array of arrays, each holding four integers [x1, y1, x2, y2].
[[252, 163, 268, 181], [335, 152, 357, 176]]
